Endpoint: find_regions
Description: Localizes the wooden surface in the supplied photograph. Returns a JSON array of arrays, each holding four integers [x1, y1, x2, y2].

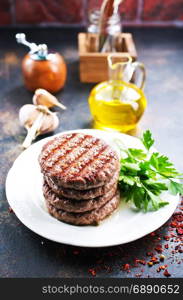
[[78, 33, 137, 83], [0, 27, 183, 278]]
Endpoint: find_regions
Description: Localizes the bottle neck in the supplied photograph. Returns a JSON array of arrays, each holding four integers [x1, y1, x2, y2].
[[87, 9, 122, 34]]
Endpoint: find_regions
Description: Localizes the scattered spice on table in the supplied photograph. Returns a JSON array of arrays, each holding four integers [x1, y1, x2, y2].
[[8, 207, 14, 213], [8, 194, 182, 278], [154, 245, 163, 253], [159, 254, 165, 261], [156, 265, 167, 272], [177, 228, 183, 235], [88, 268, 96, 276], [123, 263, 130, 271], [163, 269, 171, 277], [86, 197, 183, 278]]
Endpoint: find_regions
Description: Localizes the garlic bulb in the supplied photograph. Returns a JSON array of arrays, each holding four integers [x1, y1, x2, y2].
[[19, 104, 40, 127], [33, 88, 66, 110], [19, 104, 59, 149]]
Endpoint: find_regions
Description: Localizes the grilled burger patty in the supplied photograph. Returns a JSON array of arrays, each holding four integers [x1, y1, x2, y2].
[[45, 190, 120, 225], [43, 180, 118, 213], [39, 133, 120, 190], [44, 170, 119, 200]]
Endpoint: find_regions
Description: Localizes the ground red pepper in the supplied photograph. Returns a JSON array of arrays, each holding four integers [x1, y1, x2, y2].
[[123, 263, 130, 271], [157, 265, 167, 272], [150, 232, 156, 237], [173, 215, 183, 222], [88, 268, 96, 276], [150, 256, 159, 264], [154, 244, 163, 253], [163, 235, 170, 241], [134, 259, 146, 265], [163, 269, 171, 277], [85, 197, 183, 278], [159, 254, 165, 261], [8, 207, 14, 213], [170, 221, 178, 228], [146, 252, 153, 257], [176, 228, 183, 235]]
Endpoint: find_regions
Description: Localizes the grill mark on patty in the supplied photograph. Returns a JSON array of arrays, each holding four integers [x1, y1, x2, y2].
[[85, 150, 115, 176], [39, 133, 78, 167], [45, 135, 97, 171], [62, 143, 109, 179], [39, 133, 120, 190], [51, 136, 101, 175], [73, 148, 116, 180]]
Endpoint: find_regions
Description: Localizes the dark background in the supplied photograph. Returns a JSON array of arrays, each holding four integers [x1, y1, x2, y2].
[[0, 0, 183, 280], [0, 0, 183, 27], [0, 25, 183, 278]]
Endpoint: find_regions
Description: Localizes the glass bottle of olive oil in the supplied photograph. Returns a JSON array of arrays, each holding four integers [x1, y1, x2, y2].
[[88, 54, 147, 133]]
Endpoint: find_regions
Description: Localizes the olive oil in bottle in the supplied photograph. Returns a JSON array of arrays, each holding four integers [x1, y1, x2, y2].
[[88, 54, 147, 133], [89, 80, 147, 132]]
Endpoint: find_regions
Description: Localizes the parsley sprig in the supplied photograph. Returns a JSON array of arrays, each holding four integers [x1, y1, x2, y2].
[[116, 130, 183, 212]]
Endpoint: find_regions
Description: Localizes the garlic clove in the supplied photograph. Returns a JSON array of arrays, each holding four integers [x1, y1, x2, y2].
[[19, 104, 60, 149], [33, 88, 66, 110], [39, 113, 59, 134], [19, 104, 39, 128], [22, 111, 44, 149]]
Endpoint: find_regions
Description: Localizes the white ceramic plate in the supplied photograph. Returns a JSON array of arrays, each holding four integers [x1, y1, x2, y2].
[[6, 129, 179, 247]]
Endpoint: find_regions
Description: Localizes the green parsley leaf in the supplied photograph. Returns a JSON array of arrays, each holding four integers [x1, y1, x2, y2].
[[118, 175, 136, 186], [116, 130, 183, 212], [143, 181, 168, 196], [141, 130, 154, 151], [128, 148, 147, 160], [169, 180, 183, 196], [132, 186, 145, 209], [149, 152, 180, 177]]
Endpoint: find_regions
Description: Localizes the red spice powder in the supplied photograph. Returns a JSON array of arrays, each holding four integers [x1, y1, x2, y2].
[[170, 221, 178, 228], [156, 265, 168, 272], [8, 207, 14, 213], [146, 252, 153, 257], [85, 198, 182, 278], [164, 235, 170, 241], [173, 213, 183, 222], [150, 232, 156, 237], [134, 259, 146, 265], [163, 269, 171, 277], [150, 256, 159, 264], [123, 263, 130, 271], [176, 228, 183, 235], [88, 268, 96, 276], [154, 244, 163, 253]]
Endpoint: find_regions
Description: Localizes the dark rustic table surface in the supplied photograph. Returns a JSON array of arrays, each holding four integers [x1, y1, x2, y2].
[[0, 27, 183, 278]]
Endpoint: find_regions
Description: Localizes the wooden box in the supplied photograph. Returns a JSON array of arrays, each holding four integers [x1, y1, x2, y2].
[[78, 32, 137, 83]]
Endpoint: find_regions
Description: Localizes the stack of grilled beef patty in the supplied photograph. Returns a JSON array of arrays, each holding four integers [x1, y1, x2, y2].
[[39, 132, 120, 225]]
